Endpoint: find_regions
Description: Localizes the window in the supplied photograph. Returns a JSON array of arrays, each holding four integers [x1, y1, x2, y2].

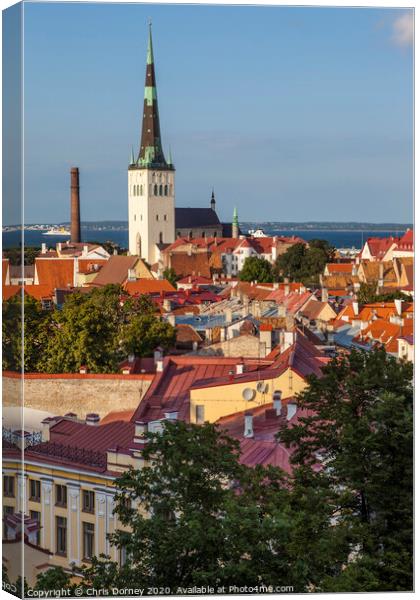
[[56, 516, 67, 555], [195, 405, 205, 424], [137, 184, 140, 195], [30, 510, 41, 545], [82, 490, 95, 514], [29, 479, 41, 502], [159, 232, 163, 244], [164, 214, 167, 221], [154, 184, 158, 195], [140, 185, 143, 195], [156, 215, 159, 221], [83, 522, 95, 560], [189, 231, 193, 240], [55, 484, 67, 507], [120, 545, 128, 567], [159, 184, 163, 196], [133, 185, 136, 196], [3, 476, 14, 498], [3, 505, 14, 539], [164, 185, 168, 196], [202, 232, 205, 238], [134, 214, 136, 221]]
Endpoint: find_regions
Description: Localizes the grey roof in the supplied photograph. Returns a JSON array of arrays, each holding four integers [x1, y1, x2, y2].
[[9, 265, 35, 278], [175, 208, 221, 229]]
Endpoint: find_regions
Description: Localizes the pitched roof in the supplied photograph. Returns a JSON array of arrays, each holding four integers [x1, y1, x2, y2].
[[123, 279, 176, 295], [2, 285, 21, 300], [35, 258, 74, 291], [175, 207, 221, 228], [131, 356, 268, 423], [176, 324, 202, 344], [300, 299, 333, 321], [77, 259, 108, 274], [91, 255, 138, 286], [396, 229, 413, 251], [325, 263, 354, 274]]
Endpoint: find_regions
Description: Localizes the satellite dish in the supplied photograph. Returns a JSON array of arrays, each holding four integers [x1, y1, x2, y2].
[[242, 388, 256, 401], [256, 381, 267, 394]]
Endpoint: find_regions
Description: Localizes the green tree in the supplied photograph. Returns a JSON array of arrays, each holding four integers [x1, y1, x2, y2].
[[274, 239, 335, 284], [279, 348, 413, 592], [239, 256, 273, 283], [121, 314, 175, 357], [357, 282, 408, 305], [79, 421, 333, 592], [34, 566, 75, 594], [2, 294, 52, 372], [162, 267, 179, 289]]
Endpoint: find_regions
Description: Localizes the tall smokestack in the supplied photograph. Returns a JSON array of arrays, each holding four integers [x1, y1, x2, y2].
[[71, 167, 81, 243]]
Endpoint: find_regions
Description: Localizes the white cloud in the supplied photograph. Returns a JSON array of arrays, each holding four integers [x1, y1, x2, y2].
[[391, 12, 414, 47]]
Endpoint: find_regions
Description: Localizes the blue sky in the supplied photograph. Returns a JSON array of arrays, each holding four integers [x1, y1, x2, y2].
[[8, 2, 415, 224]]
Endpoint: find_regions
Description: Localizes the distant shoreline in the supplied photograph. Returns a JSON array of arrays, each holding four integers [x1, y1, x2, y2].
[[2, 222, 412, 234]]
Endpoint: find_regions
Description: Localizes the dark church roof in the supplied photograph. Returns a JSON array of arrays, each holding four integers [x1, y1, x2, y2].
[[221, 223, 242, 237], [175, 208, 221, 229]]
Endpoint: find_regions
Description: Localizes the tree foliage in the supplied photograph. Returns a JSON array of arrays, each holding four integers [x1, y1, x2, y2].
[[239, 256, 273, 283], [274, 239, 335, 284], [279, 347, 413, 591], [2, 286, 175, 373], [162, 268, 179, 289], [357, 282, 408, 305]]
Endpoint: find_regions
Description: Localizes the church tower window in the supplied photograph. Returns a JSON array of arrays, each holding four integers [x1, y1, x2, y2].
[[164, 185, 168, 196], [140, 185, 143, 196], [154, 184, 158, 195], [156, 215, 159, 221], [159, 232, 163, 244]]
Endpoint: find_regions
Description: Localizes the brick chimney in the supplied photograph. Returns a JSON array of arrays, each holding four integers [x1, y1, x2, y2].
[[70, 167, 81, 243]]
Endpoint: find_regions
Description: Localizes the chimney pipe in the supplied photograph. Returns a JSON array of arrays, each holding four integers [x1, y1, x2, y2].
[[70, 167, 81, 244], [244, 412, 254, 438], [273, 390, 282, 416]]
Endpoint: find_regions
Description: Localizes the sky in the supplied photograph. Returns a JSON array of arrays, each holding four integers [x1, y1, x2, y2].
[[4, 2, 414, 224]]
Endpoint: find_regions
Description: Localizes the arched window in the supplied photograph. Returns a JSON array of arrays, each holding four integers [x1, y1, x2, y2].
[[149, 184, 152, 195], [164, 214, 167, 221], [189, 231, 193, 240], [156, 215, 159, 221], [154, 184, 158, 195], [136, 233, 141, 257], [164, 185, 168, 196], [159, 232, 163, 244], [133, 185, 136, 196], [177, 231, 181, 238], [134, 214, 136, 221], [137, 184, 140, 195], [159, 184, 163, 196], [140, 185, 143, 196]]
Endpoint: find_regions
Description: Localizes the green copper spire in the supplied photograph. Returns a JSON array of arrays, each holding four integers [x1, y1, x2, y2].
[[233, 206, 239, 226], [147, 21, 154, 65], [130, 146, 135, 165], [168, 146, 173, 165], [136, 23, 171, 169]]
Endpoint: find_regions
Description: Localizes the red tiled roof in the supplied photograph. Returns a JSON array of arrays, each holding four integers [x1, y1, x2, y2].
[[124, 279, 176, 295], [131, 356, 269, 423], [35, 258, 74, 290], [91, 255, 139, 286], [176, 324, 202, 344], [3, 285, 21, 300], [326, 263, 354, 274], [177, 275, 213, 285], [77, 259, 108, 274], [100, 410, 135, 425], [396, 229, 413, 251]]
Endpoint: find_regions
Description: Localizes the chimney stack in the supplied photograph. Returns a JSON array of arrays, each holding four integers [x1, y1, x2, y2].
[[70, 167, 81, 244], [273, 390, 282, 416]]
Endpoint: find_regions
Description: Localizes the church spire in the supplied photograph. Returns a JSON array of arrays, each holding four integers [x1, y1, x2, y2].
[[210, 188, 216, 211], [232, 206, 239, 239], [137, 23, 170, 168]]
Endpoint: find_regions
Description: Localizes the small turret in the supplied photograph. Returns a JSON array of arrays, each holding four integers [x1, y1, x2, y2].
[[210, 188, 216, 211], [232, 206, 239, 239]]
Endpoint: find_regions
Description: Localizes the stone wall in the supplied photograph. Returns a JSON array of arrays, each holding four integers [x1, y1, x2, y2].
[[2, 372, 153, 419]]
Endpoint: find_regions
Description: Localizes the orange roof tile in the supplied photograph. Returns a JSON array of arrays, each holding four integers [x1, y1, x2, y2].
[[2, 285, 21, 301], [35, 258, 74, 290], [123, 279, 176, 295]]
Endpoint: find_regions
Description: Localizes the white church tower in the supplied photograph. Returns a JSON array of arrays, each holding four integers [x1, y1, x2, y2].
[[128, 25, 175, 264]]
